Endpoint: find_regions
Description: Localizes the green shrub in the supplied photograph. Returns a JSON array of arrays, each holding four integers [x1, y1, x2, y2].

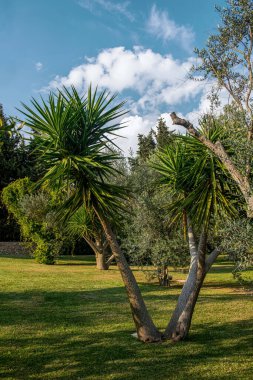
[[2, 178, 72, 264]]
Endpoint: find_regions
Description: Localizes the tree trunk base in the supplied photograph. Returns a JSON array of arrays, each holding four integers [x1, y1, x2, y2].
[[95, 252, 109, 270], [137, 330, 163, 343]]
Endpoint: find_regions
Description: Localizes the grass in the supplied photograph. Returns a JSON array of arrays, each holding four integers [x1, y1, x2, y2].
[[0, 255, 252, 380]]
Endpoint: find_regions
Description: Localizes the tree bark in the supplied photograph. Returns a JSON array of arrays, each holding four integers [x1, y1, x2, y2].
[[169, 268, 206, 341], [95, 209, 162, 342], [170, 112, 253, 217], [95, 251, 109, 270], [84, 236, 109, 270], [157, 265, 170, 286], [164, 223, 214, 341], [164, 221, 200, 340]]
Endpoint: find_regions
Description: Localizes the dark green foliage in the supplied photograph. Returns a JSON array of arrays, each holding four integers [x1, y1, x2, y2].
[[122, 122, 188, 284], [155, 117, 174, 150], [0, 105, 32, 241], [122, 158, 189, 284], [131, 118, 174, 170], [136, 131, 156, 161], [220, 218, 253, 288]]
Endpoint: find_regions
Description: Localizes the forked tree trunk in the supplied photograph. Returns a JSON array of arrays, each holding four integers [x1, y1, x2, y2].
[[84, 236, 110, 270], [165, 223, 201, 340], [164, 223, 221, 341], [166, 265, 206, 341], [164, 222, 221, 341], [96, 210, 162, 342]]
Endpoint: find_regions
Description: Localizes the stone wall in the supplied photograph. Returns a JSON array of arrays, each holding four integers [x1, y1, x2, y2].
[[0, 242, 28, 255]]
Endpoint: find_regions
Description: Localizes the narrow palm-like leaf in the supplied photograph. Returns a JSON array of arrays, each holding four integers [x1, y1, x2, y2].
[[20, 86, 129, 219], [154, 125, 238, 229]]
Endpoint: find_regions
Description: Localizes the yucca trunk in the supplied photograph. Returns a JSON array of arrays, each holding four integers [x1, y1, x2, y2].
[[165, 222, 221, 341], [164, 223, 200, 340], [165, 263, 206, 341], [96, 211, 162, 342]]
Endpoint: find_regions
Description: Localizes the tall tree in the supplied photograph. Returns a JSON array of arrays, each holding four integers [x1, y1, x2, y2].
[[154, 122, 238, 341], [170, 0, 253, 216], [122, 157, 189, 286], [136, 130, 156, 160], [19, 86, 162, 342], [0, 105, 30, 240], [155, 117, 174, 150]]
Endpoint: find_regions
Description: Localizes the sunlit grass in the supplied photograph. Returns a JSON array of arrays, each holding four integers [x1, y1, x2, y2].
[[0, 255, 252, 379]]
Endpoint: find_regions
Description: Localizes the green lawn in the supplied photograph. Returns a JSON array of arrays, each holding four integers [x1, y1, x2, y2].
[[0, 255, 252, 380]]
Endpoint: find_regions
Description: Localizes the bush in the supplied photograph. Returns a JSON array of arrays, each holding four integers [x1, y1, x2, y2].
[[2, 178, 74, 264]]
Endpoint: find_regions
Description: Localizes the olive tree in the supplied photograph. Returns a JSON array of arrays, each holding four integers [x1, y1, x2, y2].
[[171, 0, 253, 217]]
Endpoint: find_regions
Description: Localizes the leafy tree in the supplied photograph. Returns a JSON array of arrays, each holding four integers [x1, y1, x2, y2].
[[170, 0, 253, 217], [0, 105, 32, 241], [154, 122, 238, 341], [122, 159, 189, 286], [220, 218, 253, 288], [2, 178, 72, 264], [155, 117, 174, 150], [19, 86, 162, 342], [136, 130, 156, 161]]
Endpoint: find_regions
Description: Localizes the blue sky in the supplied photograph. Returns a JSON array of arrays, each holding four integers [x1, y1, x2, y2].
[[1, 0, 226, 151]]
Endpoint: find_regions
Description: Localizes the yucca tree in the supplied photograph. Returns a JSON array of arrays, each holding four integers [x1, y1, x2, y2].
[[20, 86, 161, 342], [154, 123, 238, 341]]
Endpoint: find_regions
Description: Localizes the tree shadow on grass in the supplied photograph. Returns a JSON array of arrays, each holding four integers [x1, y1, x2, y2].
[[0, 286, 252, 379], [0, 253, 30, 259], [55, 262, 96, 266]]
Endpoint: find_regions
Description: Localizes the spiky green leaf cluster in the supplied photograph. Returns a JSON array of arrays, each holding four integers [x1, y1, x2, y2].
[[154, 123, 239, 229], [20, 86, 129, 218]]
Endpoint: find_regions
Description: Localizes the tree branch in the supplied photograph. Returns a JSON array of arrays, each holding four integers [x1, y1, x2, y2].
[[83, 235, 98, 254], [170, 112, 252, 204], [205, 247, 222, 272], [106, 254, 115, 266]]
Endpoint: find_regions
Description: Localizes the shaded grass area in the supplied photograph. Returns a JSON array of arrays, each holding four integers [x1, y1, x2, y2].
[[0, 255, 252, 379]]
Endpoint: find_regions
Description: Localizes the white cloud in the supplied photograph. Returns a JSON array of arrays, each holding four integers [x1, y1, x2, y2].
[[117, 112, 187, 153], [47, 46, 202, 105], [118, 115, 154, 153], [78, 0, 134, 21], [35, 62, 43, 71], [147, 5, 195, 52], [186, 84, 230, 126], [44, 46, 210, 153]]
